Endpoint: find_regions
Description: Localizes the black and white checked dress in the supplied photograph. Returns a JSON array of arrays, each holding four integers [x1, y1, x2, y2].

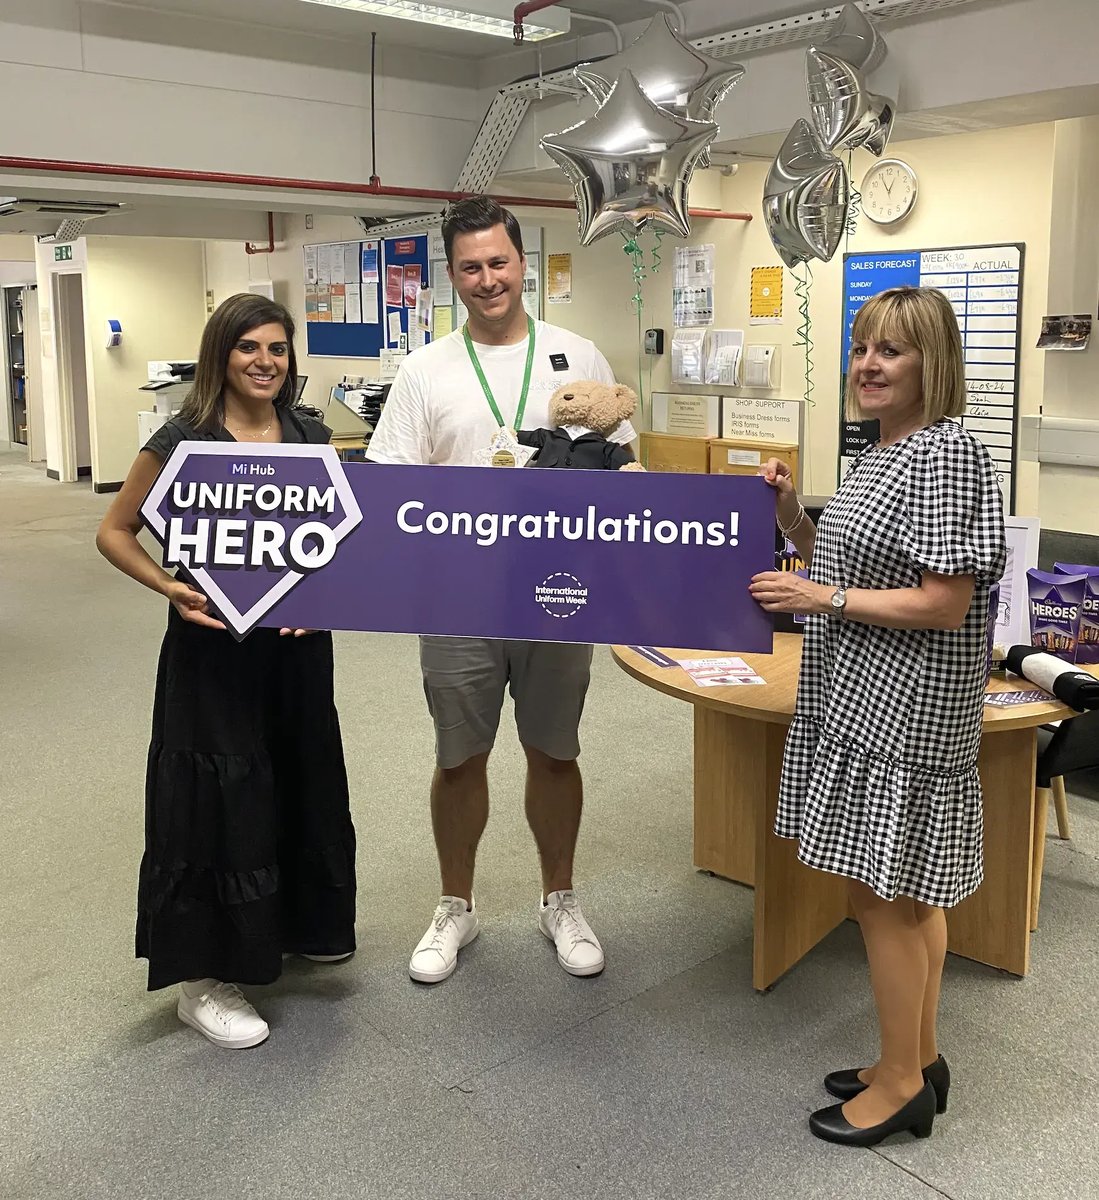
[[776, 419, 1007, 907]]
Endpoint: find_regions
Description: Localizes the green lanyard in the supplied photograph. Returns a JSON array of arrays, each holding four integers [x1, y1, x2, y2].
[[463, 315, 536, 433]]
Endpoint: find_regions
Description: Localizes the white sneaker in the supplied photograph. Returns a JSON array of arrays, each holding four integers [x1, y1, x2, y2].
[[301, 952, 353, 962], [176, 979, 270, 1049], [408, 896, 479, 983], [539, 890, 605, 977]]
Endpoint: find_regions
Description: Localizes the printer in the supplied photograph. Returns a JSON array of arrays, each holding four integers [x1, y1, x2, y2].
[[140, 360, 197, 415], [137, 359, 197, 448]]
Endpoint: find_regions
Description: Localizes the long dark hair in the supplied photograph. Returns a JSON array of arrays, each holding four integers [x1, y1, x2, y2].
[[179, 293, 300, 433]]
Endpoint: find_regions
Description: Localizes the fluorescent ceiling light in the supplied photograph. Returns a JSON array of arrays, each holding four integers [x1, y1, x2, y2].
[[298, 0, 570, 40]]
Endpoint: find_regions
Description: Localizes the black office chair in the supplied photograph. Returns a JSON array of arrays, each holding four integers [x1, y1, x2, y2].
[[1031, 710, 1099, 929]]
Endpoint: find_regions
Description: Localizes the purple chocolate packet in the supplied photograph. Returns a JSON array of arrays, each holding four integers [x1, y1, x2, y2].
[[1054, 563, 1099, 665], [1028, 569, 1087, 662]]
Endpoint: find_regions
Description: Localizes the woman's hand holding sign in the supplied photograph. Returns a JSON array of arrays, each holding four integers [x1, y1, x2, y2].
[[749, 570, 830, 615], [751, 455, 822, 616], [165, 580, 227, 631]]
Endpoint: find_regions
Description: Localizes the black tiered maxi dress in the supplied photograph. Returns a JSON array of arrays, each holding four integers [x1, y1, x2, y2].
[[137, 409, 356, 989]]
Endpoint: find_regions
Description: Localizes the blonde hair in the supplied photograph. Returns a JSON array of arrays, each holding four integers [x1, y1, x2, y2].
[[845, 287, 965, 423]]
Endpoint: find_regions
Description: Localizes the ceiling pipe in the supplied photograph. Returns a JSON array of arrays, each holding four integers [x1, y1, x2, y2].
[[638, 0, 686, 33], [245, 211, 275, 255], [513, 0, 565, 43], [571, 11, 623, 52], [0, 156, 753, 221]]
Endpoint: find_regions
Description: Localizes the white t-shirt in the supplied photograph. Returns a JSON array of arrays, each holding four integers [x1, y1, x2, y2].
[[366, 320, 637, 466]]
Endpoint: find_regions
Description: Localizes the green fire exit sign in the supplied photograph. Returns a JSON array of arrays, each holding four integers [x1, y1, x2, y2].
[[54, 245, 73, 261]]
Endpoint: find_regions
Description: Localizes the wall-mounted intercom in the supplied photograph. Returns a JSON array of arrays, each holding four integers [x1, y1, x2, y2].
[[644, 327, 665, 355]]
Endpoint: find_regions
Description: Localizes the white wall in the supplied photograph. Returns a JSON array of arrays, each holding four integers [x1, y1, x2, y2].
[[1, 0, 481, 190], [495, 0, 1099, 171]]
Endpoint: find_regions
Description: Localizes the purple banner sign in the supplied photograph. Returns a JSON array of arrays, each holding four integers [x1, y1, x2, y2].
[[140, 443, 775, 652]]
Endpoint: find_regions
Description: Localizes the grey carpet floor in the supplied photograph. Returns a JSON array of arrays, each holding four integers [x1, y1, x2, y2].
[[2, 447, 1098, 1200]]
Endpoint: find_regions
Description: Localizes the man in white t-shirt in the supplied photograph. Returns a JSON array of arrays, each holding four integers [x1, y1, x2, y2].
[[368, 196, 635, 985]]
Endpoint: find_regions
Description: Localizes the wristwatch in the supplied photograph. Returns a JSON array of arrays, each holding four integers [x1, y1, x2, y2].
[[830, 587, 848, 618]]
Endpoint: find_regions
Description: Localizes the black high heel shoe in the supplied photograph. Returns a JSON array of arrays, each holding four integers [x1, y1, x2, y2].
[[809, 1080, 937, 1147], [824, 1055, 950, 1113]]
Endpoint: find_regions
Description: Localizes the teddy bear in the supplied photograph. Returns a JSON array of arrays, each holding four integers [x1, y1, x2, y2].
[[518, 380, 644, 470]]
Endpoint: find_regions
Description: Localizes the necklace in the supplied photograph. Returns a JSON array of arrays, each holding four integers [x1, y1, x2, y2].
[[228, 412, 275, 440]]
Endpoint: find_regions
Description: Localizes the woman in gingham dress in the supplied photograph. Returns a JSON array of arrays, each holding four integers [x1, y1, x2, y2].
[[750, 288, 1006, 1148]]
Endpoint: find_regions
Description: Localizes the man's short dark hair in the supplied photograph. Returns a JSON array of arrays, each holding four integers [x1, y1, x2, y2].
[[442, 196, 524, 266]]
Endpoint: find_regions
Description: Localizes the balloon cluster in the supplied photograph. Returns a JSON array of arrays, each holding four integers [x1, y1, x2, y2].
[[541, 14, 745, 247], [764, 4, 896, 269]]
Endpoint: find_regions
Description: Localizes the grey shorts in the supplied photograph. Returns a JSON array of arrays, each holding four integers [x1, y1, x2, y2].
[[419, 636, 595, 769]]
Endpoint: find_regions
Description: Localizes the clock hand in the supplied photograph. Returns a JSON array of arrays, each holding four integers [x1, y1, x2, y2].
[[883, 178, 894, 196]]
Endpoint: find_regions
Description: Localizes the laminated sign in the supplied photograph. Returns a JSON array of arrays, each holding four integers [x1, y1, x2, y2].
[[141, 444, 777, 650]]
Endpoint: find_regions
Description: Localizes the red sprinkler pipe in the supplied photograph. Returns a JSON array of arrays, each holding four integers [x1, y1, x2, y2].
[[0, 156, 753, 221], [245, 211, 275, 255], [513, 0, 565, 42]]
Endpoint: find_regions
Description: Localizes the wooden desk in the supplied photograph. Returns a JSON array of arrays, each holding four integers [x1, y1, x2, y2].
[[612, 637, 1095, 991], [330, 435, 369, 461]]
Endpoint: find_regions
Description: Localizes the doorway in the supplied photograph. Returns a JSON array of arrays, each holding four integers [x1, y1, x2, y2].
[[2, 284, 27, 446], [53, 272, 92, 481]]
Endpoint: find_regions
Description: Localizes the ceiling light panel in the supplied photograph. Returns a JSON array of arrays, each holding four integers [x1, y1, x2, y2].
[[298, 0, 570, 40]]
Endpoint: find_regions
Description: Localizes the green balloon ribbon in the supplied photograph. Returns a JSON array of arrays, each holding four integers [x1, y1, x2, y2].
[[794, 261, 815, 408], [845, 151, 862, 244], [622, 231, 649, 434], [651, 228, 665, 276]]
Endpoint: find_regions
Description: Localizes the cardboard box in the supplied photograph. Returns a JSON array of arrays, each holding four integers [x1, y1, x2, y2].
[[650, 392, 722, 438], [640, 432, 711, 474], [708, 438, 799, 487]]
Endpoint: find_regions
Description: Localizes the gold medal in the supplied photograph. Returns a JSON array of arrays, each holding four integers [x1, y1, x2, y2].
[[491, 449, 516, 467]]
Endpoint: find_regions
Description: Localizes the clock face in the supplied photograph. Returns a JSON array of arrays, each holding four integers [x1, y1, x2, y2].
[[862, 159, 918, 225]]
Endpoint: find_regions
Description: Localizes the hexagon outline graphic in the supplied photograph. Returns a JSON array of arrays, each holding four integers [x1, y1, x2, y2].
[[140, 442, 363, 638]]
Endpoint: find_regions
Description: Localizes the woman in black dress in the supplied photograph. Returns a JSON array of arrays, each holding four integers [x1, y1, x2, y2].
[[97, 294, 356, 1049]]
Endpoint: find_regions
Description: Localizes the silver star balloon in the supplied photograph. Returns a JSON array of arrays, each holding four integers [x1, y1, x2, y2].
[[574, 13, 744, 169], [806, 3, 895, 155], [815, 1, 887, 72], [541, 69, 718, 246], [763, 119, 849, 269], [807, 47, 895, 155]]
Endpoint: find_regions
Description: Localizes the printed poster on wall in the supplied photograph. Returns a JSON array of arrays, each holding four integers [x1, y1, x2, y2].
[[403, 264, 422, 307], [362, 242, 379, 283], [750, 267, 783, 324], [330, 283, 346, 323], [385, 265, 403, 307], [547, 253, 572, 304]]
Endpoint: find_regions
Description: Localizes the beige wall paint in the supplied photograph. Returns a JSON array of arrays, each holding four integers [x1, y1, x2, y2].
[[1039, 116, 1099, 533], [544, 123, 1056, 514], [83, 237, 207, 485], [0, 235, 36, 262]]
